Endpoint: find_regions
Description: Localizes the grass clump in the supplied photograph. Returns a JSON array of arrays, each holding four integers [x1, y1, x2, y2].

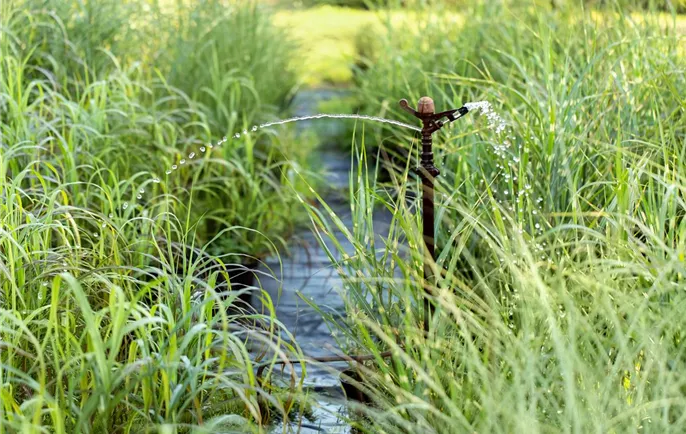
[[4, 0, 312, 261], [0, 0, 313, 430], [302, 0, 686, 432], [0, 131, 308, 430]]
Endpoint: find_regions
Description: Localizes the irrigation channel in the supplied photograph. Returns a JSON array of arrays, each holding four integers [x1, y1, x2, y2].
[[257, 88, 395, 433]]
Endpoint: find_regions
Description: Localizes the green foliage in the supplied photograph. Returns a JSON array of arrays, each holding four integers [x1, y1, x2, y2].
[[306, 1, 686, 432], [7, 0, 143, 82], [582, 0, 686, 13], [161, 1, 298, 134], [0, 154, 303, 430], [0, 0, 312, 430], [2, 0, 312, 259]]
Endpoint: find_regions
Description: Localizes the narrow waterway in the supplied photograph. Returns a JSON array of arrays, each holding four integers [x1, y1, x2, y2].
[[259, 88, 394, 432]]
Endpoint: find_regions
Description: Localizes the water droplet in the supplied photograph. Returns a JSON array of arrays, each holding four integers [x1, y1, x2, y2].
[[136, 194, 142, 200], [171, 165, 178, 170], [42, 281, 48, 287], [242, 130, 248, 135], [180, 159, 186, 165], [153, 178, 160, 183], [251, 125, 258, 132], [535, 223, 541, 229], [108, 213, 113, 218], [165, 170, 172, 175], [93, 232, 99, 238], [101, 223, 106, 228], [222, 136, 227, 142], [200, 147, 206, 152], [139, 188, 145, 194], [234, 133, 241, 139], [122, 202, 129, 210]]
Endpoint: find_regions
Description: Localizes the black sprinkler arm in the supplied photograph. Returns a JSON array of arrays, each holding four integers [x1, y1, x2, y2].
[[399, 99, 469, 133], [441, 106, 469, 123]]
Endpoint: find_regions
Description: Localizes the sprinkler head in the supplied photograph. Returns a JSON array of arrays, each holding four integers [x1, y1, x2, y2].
[[399, 98, 470, 134], [417, 96, 435, 114]]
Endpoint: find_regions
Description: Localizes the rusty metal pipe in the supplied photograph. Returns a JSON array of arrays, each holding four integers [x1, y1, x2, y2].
[[399, 96, 470, 334]]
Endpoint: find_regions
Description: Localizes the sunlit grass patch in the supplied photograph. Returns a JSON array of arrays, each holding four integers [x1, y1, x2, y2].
[[273, 5, 463, 86], [274, 4, 686, 88], [273, 6, 381, 85]]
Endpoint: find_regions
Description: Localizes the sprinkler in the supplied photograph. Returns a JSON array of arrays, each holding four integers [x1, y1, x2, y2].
[[249, 98, 472, 405], [399, 97, 470, 334]]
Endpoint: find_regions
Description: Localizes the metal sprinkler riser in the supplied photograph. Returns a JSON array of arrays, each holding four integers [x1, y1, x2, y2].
[[399, 96, 470, 334]]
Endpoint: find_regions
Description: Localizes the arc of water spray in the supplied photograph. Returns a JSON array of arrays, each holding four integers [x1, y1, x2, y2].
[[116, 100, 556, 284], [258, 113, 421, 132], [117, 104, 506, 213]]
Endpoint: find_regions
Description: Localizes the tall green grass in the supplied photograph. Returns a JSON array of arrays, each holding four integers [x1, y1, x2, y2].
[[3, 0, 310, 259], [304, 1, 686, 432], [0, 0, 313, 430], [0, 154, 305, 431]]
